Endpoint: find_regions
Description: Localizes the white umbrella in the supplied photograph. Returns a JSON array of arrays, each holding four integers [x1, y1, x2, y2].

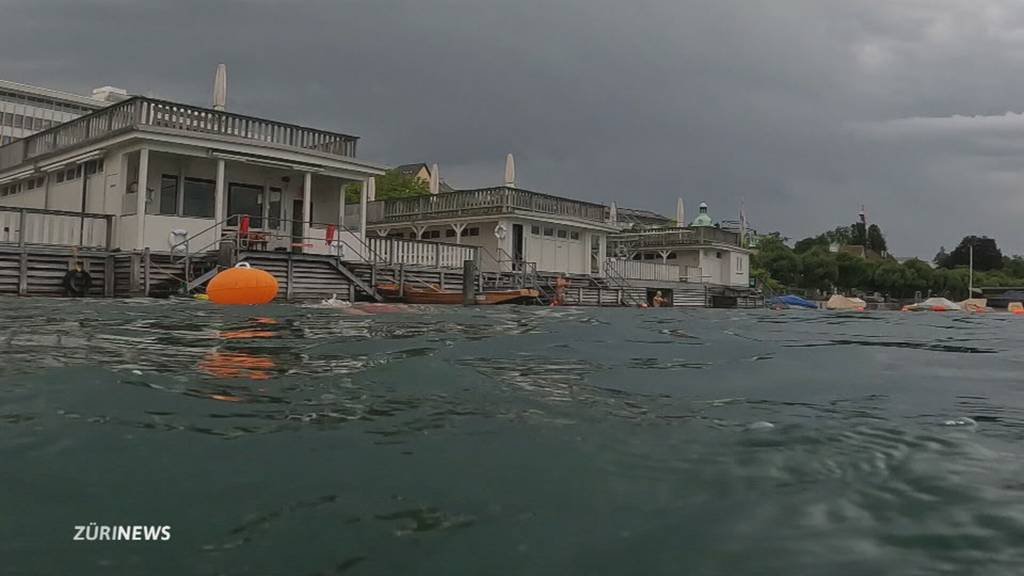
[[430, 163, 440, 195], [675, 198, 685, 227], [212, 64, 227, 111], [504, 153, 516, 187]]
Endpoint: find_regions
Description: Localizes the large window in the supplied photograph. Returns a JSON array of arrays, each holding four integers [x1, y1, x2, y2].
[[159, 175, 178, 215], [183, 178, 215, 218], [228, 183, 264, 228]]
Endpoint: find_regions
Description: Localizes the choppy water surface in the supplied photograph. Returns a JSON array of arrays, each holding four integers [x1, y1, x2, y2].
[[3, 297, 1024, 575]]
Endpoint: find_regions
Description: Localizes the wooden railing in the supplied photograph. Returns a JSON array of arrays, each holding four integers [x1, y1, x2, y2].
[[608, 226, 742, 249], [0, 207, 113, 249], [366, 236, 478, 268], [605, 258, 681, 282], [0, 97, 359, 170], [377, 186, 608, 224]]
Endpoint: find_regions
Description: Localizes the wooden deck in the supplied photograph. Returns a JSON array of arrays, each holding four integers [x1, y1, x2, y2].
[[0, 245, 763, 308]]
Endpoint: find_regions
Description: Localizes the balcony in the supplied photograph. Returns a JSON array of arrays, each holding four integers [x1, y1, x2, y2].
[[0, 97, 359, 171], [372, 186, 610, 225], [609, 226, 742, 249]]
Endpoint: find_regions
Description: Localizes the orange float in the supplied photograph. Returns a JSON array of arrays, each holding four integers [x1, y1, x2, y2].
[[206, 262, 279, 305]]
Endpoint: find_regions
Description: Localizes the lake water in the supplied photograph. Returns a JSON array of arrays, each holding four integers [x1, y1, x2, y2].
[[2, 298, 1024, 575]]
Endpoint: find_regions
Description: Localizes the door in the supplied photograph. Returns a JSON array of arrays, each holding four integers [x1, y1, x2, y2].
[[291, 199, 304, 253], [512, 224, 524, 270]]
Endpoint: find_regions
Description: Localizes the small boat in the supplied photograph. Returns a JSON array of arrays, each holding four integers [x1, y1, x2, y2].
[[376, 283, 539, 305], [768, 295, 818, 309], [958, 298, 991, 313], [825, 294, 866, 311], [986, 291, 1024, 310], [902, 297, 961, 312]]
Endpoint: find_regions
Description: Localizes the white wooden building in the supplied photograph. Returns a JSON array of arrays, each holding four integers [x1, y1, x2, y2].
[[363, 187, 619, 276], [0, 96, 389, 257]]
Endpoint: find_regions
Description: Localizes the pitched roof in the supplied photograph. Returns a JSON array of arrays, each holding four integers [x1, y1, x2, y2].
[[617, 207, 673, 224], [392, 163, 429, 178]]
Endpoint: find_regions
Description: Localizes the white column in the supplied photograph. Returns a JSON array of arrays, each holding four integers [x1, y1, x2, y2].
[[302, 172, 312, 241], [213, 158, 226, 239], [359, 177, 371, 241], [338, 181, 346, 230], [451, 223, 466, 245], [135, 148, 149, 250], [597, 233, 607, 276]]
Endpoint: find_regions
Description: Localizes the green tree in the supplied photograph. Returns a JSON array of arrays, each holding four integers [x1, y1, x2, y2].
[[824, 226, 853, 246], [873, 261, 911, 297], [851, 222, 867, 245], [344, 169, 430, 203], [901, 258, 933, 297], [867, 224, 887, 254], [931, 268, 970, 300], [799, 249, 838, 292], [945, 236, 1003, 271], [1003, 255, 1024, 278], [793, 234, 829, 254], [934, 246, 949, 268], [835, 252, 868, 292]]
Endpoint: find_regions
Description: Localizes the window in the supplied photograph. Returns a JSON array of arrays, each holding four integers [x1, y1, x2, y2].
[[736, 256, 743, 272], [427, 230, 441, 239], [26, 179, 35, 191], [468, 227, 479, 236], [570, 231, 580, 240], [543, 227, 554, 236], [531, 225, 540, 235], [228, 183, 264, 228], [55, 171, 65, 184], [158, 175, 179, 215], [96, 159, 104, 172], [65, 168, 76, 181], [557, 229, 568, 239], [183, 178, 215, 218], [716, 251, 722, 259], [85, 161, 97, 176], [668, 252, 677, 260], [446, 229, 456, 238], [74, 165, 82, 179]]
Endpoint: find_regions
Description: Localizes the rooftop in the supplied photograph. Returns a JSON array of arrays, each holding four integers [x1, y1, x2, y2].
[[0, 95, 361, 172]]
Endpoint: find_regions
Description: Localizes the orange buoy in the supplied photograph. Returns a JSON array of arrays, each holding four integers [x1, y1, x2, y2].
[[206, 262, 278, 305]]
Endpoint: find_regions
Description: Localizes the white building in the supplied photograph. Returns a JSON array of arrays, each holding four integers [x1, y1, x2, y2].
[[607, 201, 752, 288], [364, 187, 619, 276], [0, 96, 387, 256], [0, 79, 127, 145]]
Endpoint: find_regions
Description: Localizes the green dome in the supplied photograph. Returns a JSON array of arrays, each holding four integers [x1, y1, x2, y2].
[[691, 202, 713, 227]]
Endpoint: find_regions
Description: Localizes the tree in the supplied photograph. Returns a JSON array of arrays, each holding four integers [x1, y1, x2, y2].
[[1003, 255, 1024, 278], [824, 226, 853, 246], [851, 222, 867, 246], [867, 224, 887, 254], [901, 258, 933, 296], [835, 252, 868, 292], [944, 236, 1003, 271], [934, 246, 949, 268], [873, 261, 911, 297], [800, 249, 838, 292], [344, 169, 430, 203], [793, 234, 829, 254]]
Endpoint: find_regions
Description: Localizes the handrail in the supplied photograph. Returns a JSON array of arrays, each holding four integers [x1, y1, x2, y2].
[[602, 262, 644, 307], [377, 186, 609, 224], [0, 96, 360, 171]]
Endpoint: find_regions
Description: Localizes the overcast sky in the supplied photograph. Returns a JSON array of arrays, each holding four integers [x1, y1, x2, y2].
[[4, 0, 1024, 257]]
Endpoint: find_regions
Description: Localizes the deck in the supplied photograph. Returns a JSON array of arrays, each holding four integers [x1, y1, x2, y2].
[[0, 96, 359, 171]]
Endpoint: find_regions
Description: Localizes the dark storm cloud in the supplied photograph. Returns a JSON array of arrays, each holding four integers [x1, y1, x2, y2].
[[4, 0, 1024, 256]]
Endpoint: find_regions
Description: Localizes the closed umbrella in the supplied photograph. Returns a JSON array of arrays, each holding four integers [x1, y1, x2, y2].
[[212, 64, 227, 111], [504, 153, 516, 187]]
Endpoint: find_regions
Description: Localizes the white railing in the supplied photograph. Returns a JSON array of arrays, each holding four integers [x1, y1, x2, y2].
[[0, 97, 359, 170], [684, 266, 707, 284], [0, 207, 112, 248], [366, 236, 477, 268], [605, 258, 680, 282], [377, 186, 608, 224]]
